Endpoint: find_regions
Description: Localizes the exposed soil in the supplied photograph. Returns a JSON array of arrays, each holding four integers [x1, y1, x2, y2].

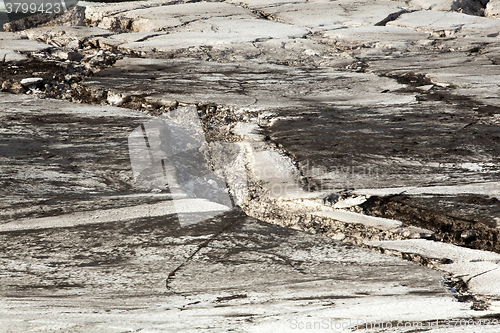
[[362, 194, 500, 253], [0, 58, 90, 97]]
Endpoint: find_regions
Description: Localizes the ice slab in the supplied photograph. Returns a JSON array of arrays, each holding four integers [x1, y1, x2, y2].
[[314, 210, 403, 230]]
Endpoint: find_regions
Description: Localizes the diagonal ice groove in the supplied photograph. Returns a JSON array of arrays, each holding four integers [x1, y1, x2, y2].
[[374, 8, 413, 26], [165, 214, 241, 289]]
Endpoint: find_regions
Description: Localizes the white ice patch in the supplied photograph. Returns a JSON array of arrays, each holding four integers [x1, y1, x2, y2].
[[333, 196, 368, 209], [314, 211, 402, 230], [20, 78, 43, 86], [232, 122, 265, 141]]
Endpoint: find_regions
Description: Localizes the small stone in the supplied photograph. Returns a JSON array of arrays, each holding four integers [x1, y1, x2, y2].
[[67, 52, 83, 62], [67, 40, 82, 50], [1, 80, 13, 90], [485, 0, 500, 18], [20, 78, 44, 86], [406, 231, 434, 239], [64, 74, 80, 83], [323, 193, 341, 206], [461, 230, 477, 241], [53, 50, 82, 61], [107, 92, 131, 106], [144, 96, 178, 108], [332, 233, 346, 241]]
